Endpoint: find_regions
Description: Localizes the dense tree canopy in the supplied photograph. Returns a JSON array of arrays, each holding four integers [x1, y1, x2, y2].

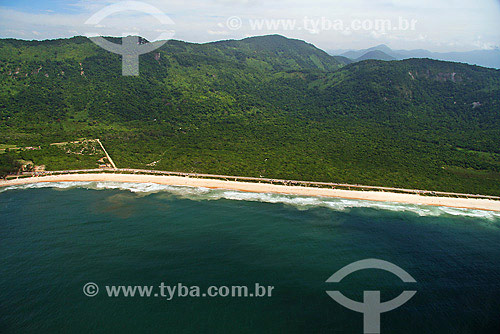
[[0, 35, 499, 195]]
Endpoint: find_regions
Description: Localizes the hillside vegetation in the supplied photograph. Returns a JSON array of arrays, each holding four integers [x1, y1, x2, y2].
[[1, 35, 499, 195]]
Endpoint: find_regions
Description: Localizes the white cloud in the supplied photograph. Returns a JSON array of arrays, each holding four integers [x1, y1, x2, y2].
[[207, 30, 231, 35], [473, 37, 500, 50], [0, 0, 498, 52]]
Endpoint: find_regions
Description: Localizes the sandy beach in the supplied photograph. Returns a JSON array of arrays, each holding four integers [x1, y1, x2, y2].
[[1, 173, 500, 212]]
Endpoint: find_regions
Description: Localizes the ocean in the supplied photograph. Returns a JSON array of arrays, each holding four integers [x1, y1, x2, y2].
[[1, 182, 500, 333]]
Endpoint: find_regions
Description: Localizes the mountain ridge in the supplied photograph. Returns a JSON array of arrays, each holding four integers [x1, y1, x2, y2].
[[355, 50, 396, 61], [330, 44, 500, 69]]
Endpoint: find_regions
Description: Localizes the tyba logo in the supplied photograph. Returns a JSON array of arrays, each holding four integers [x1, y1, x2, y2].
[[84, 1, 175, 76], [326, 259, 416, 334]]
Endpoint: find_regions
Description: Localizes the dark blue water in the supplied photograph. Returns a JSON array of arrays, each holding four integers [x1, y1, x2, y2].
[[1, 182, 500, 333]]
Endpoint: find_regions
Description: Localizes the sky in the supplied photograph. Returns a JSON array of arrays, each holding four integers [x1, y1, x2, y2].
[[0, 0, 499, 52]]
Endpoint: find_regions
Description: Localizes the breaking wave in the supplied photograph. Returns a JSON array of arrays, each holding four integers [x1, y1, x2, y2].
[[2, 181, 500, 220]]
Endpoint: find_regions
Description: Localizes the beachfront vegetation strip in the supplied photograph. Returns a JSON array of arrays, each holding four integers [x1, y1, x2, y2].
[[0, 35, 499, 194], [0, 140, 108, 177]]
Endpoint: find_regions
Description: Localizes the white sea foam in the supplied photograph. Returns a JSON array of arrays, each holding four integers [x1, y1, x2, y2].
[[2, 181, 500, 220]]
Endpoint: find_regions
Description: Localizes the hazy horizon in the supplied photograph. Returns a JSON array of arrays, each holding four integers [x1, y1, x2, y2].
[[0, 0, 499, 53], [1, 33, 499, 56]]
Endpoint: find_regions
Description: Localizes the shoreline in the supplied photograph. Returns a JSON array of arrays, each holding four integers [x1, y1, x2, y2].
[[1, 173, 500, 212]]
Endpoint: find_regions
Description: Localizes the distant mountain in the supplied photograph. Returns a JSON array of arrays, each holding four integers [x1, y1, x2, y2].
[[355, 50, 395, 61], [329, 44, 500, 69], [341, 44, 394, 60], [331, 55, 354, 65], [407, 49, 500, 69]]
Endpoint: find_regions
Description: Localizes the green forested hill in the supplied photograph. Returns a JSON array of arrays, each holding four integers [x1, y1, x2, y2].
[[0, 35, 499, 195]]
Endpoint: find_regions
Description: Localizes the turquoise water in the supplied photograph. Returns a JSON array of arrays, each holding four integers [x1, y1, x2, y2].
[[1, 182, 500, 333]]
